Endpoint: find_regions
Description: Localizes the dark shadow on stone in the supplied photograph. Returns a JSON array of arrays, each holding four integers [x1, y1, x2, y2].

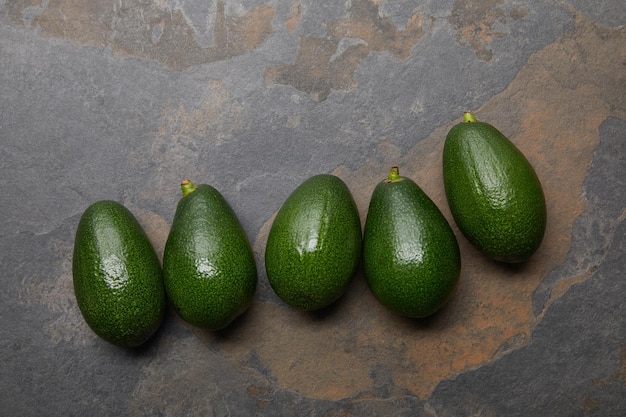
[[122, 303, 178, 357], [203, 299, 259, 343]]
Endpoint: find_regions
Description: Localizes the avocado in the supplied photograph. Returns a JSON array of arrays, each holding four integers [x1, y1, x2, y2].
[[72, 200, 165, 347], [363, 167, 461, 318], [264, 174, 362, 311], [163, 180, 257, 330], [443, 112, 547, 263]]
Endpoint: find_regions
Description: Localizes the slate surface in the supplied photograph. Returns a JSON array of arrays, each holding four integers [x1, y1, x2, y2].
[[1, 1, 624, 416]]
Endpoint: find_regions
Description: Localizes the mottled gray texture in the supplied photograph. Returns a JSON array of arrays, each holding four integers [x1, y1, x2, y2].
[[565, 0, 626, 27], [429, 220, 626, 417], [1, 0, 625, 415], [533, 117, 626, 316]]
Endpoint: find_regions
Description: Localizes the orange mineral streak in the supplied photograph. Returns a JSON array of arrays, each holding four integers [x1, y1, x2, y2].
[[7, 0, 275, 70], [265, 0, 425, 101], [285, 0, 302, 32]]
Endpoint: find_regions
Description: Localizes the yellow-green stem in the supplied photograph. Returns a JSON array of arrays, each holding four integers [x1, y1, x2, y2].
[[463, 111, 478, 123], [387, 166, 401, 182], [180, 179, 197, 197]]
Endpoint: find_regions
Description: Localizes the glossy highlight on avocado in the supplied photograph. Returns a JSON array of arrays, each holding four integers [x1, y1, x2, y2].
[[443, 112, 547, 263], [163, 180, 257, 330], [72, 200, 165, 348], [265, 174, 362, 311], [363, 167, 461, 318]]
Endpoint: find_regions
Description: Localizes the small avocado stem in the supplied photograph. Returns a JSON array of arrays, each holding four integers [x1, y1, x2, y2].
[[386, 166, 401, 183], [180, 179, 197, 197], [463, 111, 478, 123]]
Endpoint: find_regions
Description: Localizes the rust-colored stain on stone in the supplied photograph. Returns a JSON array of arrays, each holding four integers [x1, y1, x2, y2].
[[285, 0, 302, 32], [142, 78, 247, 193], [591, 345, 626, 390], [6, 0, 274, 70], [247, 385, 271, 409], [580, 396, 600, 414], [449, 0, 512, 61], [510, 5, 529, 21], [265, 0, 425, 101], [157, 79, 246, 144]]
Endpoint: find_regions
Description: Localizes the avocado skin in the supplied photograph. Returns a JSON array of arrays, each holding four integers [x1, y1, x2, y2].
[[163, 184, 257, 330], [363, 173, 461, 318], [72, 200, 165, 347], [443, 120, 547, 263], [265, 174, 362, 311]]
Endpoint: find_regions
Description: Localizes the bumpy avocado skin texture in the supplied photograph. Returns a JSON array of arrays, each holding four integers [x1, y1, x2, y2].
[[443, 119, 547, 263], [363, 172, 461, 318], [163, 184, 257, 330], [73, 200, 165, 348], [265, 174, 362, 311]]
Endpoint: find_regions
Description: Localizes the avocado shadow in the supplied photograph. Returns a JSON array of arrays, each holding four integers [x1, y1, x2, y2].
[[112, 305, 175, 357], [202, 304, 257, 344], [300, 263, 367, 323], [98, 339, 144, 357], [301, 291, 349, 322], [400, 280, 463, 332], [491, 256, 536, 278]]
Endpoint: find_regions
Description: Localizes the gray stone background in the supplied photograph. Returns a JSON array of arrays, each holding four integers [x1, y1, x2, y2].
[[1, 0, 624, 415]]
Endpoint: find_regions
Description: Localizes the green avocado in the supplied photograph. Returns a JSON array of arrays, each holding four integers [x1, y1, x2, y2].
[[363, 167, 461, 318], [443, 112, 547, 263], [265, 174, 362, 311], [163, 180, 257, 330], [72, 200, 165, 347]]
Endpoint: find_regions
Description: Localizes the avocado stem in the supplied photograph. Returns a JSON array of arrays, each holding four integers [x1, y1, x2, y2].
[[463, 111, 478, 123], [180, 179, 197, 197], [387, 166, 401, 183]]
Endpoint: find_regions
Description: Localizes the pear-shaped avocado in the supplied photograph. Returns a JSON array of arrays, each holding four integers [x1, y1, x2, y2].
[[363, 167, 461, 318], [443, 112, 547, 263], [163, 180, 257, 330], [265, 174, 362, 311], [73, 200, 165, 347]]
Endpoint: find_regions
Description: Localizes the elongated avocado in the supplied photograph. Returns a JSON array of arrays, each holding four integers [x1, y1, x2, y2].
[[443, 112, 547, 262], [363, 167, 461, 318], [163, 180, 257, 330], [265, 174, 362, 311], [73, 200, 165, 347]]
